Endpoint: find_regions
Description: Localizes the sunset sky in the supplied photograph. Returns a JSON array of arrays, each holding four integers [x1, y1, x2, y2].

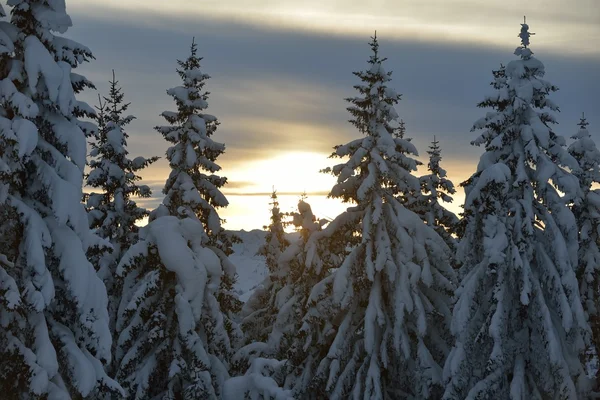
[[69, 0, 600, 230]]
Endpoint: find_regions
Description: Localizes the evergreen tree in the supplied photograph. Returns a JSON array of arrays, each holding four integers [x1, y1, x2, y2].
[[455, 64, 508, 241], [84, 71, 158, 374], [114, 39, 240, 399], [0, 1, 123, 398], [282, 34, 456, 399], [408, 137, 459, 250], [240, 189, 290, 345], [568, 114, 600, 386], [443, 22, 589, 399], [257, 189, 289, 275], [231, 198, 331, 398], [156, 37, 241, 327]]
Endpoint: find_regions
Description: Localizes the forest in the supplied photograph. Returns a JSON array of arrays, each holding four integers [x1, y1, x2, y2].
[[0, 1, 598, 399]]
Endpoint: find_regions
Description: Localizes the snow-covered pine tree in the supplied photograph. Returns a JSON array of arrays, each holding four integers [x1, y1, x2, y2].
[[84, 71, 158, 372], [0, 1, 123, 398], [115, 39, 240, 399], [240, 189, 290, 345], [568, 114, 600, 385], [230, 198, 328, 399], [443, 22, 589, 399], [454, 64, 508, 241], [257, 189, 289, 275], [408, 137, 459, 251], [281, 34, 456, 399], [86, 71, 159, 246], [158, 37, 241, 327]]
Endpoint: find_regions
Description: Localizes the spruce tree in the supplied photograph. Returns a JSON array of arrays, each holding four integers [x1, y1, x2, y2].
[[282, 34, 456, 399], [408, 137, 459, 250], [86, 71, 159, 247], [231, 199, 326, 399], [257, 189, 289, 277], [0, 1, 123, 398], [114, 39, 240, 399], [156, 37, 241, 327], [568, 114, 600, 386], [84, 71, 158, 373], [443, 22, 589, 399], [455, 64, 508, 241], [247, 198, 325, 355], [240, 189, 290, 345]]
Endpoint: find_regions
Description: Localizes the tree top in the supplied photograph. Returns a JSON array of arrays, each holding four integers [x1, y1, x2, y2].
[[578, 113, 589, 130], [518, 17, 535, 48]]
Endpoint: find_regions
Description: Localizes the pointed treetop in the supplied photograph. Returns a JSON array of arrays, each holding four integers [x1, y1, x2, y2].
[[394, 119, 406, 138], [514, 18, 536, 59], [429, 135, 441, 151], [270, 186, 279, 206], [368, 31, 386, 65], [518, 16, 535, 48], [428, 136, 441, 159], [191, 36, 197, 54], [300, 191, 308, 202], [579, 112, 589, 130], [427, 135, 443, 172], [178, 37, 201, 73], [106, 70, 131, 123]]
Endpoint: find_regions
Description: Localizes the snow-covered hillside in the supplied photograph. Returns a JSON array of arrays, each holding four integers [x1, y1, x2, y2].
[[231, 229, 303, 302], [230, 230, 269, 302]]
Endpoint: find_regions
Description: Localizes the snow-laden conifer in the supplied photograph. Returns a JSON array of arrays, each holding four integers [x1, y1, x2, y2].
[[443, 22, 589, 399], [568, 115, 600, 385], [407, 137, 459, 250], [85, 72, 158, 355], [279, 34, 456, 399], [231, 198, 335, 398], [0, 1, 125, 398], [157, 37, 241, 325], [114, 39, 240, 399], [240, 190, 290, 345], [257, 189, 289, 274], [86, 72, 159, 248]]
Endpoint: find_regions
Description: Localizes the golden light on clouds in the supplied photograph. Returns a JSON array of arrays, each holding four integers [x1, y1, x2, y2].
[[71, 0, 600, 56], [132, 151, 350, 230], [221, 118, 345, 158], [225, 151, 336, 195], [131, 150, 476, 230], [72, 0, 597, 231], [211, 151, 349, 230], [220, 153, 477, 230]]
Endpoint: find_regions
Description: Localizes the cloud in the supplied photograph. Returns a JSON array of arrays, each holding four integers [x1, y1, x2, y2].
[[70, 11, 600, 163], [222, 117, 347, 154], [223, 180, 256, 190], [70, 0, 600, 57], [66, 5, 600, 229]]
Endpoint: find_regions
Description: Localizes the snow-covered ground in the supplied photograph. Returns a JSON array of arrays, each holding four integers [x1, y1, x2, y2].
[[231, 230, 269, 302], [230, 229, 301, 302]]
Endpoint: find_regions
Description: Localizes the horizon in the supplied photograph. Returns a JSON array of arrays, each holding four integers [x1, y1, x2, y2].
[[69, 0, 600, 230]]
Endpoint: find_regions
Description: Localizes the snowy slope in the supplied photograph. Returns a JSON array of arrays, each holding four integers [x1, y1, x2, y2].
[[230, 230, 269, 302], [230, 229, 301, 302]]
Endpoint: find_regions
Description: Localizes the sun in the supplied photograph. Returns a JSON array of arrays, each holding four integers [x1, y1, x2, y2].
[[220, 151, 350, 230], [226, 151, 336, 194]]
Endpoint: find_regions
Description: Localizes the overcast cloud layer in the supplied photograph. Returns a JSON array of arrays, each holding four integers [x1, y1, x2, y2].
[[72, 0, 600, 56], [67, 2, 600, 228]]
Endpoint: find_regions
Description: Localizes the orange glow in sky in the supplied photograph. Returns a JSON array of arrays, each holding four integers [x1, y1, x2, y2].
[[72, 0, 597, 231]]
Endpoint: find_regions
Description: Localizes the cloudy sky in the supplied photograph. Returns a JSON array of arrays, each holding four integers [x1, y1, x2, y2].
[[66, 0, 600, 230]]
